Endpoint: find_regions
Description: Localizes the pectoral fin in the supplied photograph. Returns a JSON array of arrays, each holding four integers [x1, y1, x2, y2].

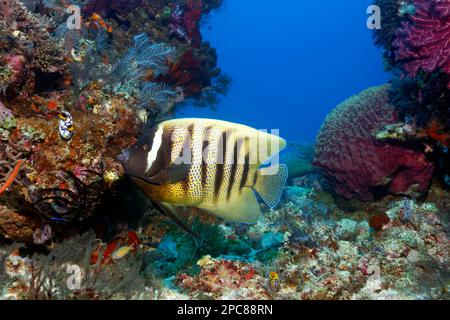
[[151, 200, 198, 238], [149, 162, 191, 185]]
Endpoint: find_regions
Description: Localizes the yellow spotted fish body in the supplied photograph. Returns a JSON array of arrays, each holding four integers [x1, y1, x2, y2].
[[121, 118, 288, 223]]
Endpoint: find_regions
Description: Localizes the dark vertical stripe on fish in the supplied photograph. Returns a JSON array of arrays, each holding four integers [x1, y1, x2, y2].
[[240, 153, 250, 191], [226, 139, 239, 201], [214, 131, 227, 200], [187, 123, 195, 165], [201, 126, 212, 189], [181, 179, 189, 196]]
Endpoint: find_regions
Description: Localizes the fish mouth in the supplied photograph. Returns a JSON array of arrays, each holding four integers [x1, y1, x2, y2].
[[117, 148, 161, 185]]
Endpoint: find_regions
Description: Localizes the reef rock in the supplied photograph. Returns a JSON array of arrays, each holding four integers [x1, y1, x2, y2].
[[314, 85, 434, 201]]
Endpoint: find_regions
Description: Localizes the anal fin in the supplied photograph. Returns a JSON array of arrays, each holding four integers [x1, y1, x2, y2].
[[200, 188, 261, 223]]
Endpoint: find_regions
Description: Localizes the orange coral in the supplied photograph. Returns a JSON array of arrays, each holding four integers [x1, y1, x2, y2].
[[427, 120, 450, 147], [0, 159, 24, 196]]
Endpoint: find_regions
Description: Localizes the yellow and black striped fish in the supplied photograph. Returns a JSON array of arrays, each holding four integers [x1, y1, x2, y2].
[[119, 118, 288, 225]]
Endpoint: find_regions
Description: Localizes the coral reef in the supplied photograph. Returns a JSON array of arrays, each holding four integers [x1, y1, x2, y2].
[[314, 85, 434, 201], [0, 231, 151, 299], [375, 0, 450, 86], [0, 0, 448, 302], [177, 258, 270, 299], [1, 177, 448, 300], [392, 0, 450, 88], [0, 0, 227, 244], [372, 0, 450, 179]]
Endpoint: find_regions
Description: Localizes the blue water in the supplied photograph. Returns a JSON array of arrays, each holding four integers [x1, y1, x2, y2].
[[178, 0, 390, 143]]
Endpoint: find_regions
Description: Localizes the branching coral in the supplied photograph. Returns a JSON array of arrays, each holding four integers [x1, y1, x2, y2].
[[0, 124, 29, 195], [392, 0, 450, 88], [0, 159, 24, 195]]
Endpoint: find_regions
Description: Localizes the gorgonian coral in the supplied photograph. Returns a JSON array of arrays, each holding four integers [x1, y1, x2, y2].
[[392, 0, 450, 88]]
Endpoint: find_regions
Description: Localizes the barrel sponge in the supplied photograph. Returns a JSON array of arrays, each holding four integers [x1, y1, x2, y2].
[[313, 85, 434, 201]]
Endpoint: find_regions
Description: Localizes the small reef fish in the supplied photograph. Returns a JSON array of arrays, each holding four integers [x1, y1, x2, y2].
[[111, 245, 133, 260], [119, 118, 288, 233], [58, 111, 74, 140]]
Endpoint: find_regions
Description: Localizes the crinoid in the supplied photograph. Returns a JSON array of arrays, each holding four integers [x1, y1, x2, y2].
[[33, 169, 114, 223]]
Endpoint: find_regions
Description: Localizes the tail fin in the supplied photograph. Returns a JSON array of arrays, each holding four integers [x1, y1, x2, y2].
[[253, 164, 288, 208]]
